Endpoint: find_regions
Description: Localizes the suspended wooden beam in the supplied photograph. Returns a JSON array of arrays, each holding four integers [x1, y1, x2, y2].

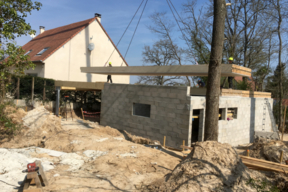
[[80, 64, 251, 77]]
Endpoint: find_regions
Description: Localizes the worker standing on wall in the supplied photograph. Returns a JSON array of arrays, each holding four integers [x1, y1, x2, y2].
[[197, 78, 205, 88], [107, 62, 113, 83], [228, 57, 234, 89]]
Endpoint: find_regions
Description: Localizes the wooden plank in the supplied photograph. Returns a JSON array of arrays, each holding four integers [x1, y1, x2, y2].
[[23, 177, 31, 190], [61, 86, 76, 90], [240, 156, 288, 173], [35, 160, 49, 186], [27, 172, 42, 188], [180, 145, 194, 150], [240, 156, 288, 168]]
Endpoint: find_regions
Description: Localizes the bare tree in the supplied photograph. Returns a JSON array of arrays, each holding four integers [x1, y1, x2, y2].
[[148, 12, 192, 86], [137, 39, 183, 86], [204, 0, 227, 141]]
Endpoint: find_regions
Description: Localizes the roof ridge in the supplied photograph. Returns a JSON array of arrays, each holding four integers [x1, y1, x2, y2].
[[35, 17, 95, 38]]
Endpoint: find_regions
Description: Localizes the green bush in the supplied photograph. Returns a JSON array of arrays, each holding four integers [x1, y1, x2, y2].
[[246, 178, 280, 192], [9, 75, 55, 101], [0, 102, 21, 137]]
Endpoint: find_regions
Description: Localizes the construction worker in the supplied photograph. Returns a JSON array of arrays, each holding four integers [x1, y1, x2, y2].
[[197, 78, 205, 88], [107, 62, 113, 83], [228, 57, 234, 89]]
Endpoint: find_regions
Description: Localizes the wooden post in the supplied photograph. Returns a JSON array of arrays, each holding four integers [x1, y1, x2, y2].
[[17, 77, 20, 99], [43, 80, 46, 101], [81, 108, 85, 120], [247, 149, 250, 156], [280, 150, 284, 164], [282, 105, 287, 141], [182, 140, 185, 151], [25, 106, 27, 112], [31, 77, 34, 104], [163, 136, 166, 148]]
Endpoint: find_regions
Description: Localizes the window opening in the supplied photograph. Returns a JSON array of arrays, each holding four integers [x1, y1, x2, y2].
[[133, 103, 150, 117], [227, 108, 237, 120], [219, 108, 226, 120]]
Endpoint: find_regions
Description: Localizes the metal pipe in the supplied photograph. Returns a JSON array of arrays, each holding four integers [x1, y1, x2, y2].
[[55, 86, 61, 116]]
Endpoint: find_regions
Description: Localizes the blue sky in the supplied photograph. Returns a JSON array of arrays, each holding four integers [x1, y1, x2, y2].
[[16, 0, 208, 83]]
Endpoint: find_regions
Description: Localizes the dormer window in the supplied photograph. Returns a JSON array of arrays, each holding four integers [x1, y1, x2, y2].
[[24, 50, 32, 56], [36, 47, 49, 56]]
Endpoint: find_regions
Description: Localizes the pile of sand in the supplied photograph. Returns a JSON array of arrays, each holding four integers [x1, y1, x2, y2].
[[147, 141, 265, 192], [249, 138, 288, 163]]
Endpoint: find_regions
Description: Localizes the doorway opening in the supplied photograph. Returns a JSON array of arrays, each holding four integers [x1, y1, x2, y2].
[[192, 109, 200, 143]]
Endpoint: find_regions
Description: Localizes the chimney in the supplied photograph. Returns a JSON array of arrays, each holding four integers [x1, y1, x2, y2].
[[95, 13, 101, 22], [40, 26, 45, 34]]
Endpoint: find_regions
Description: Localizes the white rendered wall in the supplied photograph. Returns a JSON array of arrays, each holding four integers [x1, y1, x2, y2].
[[43, 19, 130, 83], [190, 96, 274, 146]]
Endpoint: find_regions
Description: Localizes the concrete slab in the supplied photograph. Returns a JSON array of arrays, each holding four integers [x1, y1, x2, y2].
[[81, 64, 251, 77], [55, 81, 106, 90]]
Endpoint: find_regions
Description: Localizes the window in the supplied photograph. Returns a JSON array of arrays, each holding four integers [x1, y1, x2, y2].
[[36, 47, 49, 56], [133, 103, 151, 118], [227, 108, 237, 120], [24, 50, 32, 56], [219, 108, 226, 120]]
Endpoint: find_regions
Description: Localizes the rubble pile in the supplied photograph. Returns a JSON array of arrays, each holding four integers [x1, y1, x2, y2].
[[249, 138, 288, 163], [147, 141, 266, 192]]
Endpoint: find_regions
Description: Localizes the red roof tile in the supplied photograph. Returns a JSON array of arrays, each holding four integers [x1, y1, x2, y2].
[[22, 17, 128, 66]]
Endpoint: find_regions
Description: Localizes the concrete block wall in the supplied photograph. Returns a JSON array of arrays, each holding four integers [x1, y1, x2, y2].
[[190, 96, 274, 146], [100, 84, 191, 148]]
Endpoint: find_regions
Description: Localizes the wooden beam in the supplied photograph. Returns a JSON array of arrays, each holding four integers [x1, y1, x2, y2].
[[240, 155, 288, 173]]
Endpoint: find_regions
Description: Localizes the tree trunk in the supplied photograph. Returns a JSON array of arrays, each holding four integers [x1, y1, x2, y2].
[[43, 80, 46, 101], [277, 0, 283, 131], [17, 77, 20, 99], [204, 0, 226, 141]]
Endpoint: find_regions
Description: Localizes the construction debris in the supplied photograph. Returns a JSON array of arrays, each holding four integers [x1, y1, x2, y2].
[[248, 138, 288, 163]]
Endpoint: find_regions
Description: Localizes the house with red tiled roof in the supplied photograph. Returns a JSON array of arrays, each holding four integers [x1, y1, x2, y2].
[[22, 13, 129, 83]]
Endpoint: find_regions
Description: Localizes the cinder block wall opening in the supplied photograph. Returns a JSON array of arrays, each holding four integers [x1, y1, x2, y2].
[[133, 103, 151, 118]]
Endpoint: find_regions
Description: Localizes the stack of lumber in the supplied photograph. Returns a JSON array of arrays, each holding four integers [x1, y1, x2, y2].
[[240, 155, 288, 173]]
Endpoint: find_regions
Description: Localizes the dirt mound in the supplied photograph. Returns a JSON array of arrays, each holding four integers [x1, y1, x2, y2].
[[1, 107, 63, 148], [123, 130, 159, 145], [249, 138, 288, 163], [4, 106, 27, 124], [147, 141, 263, 192]]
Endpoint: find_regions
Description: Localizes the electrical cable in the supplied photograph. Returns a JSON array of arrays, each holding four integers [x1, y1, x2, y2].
[[166, 0, 199, 65], [0, 180, 19, 187], [104, 0, 146, 67], [121, 0, 149, 66]]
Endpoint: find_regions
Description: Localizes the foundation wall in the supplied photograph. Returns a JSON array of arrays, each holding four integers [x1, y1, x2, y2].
[[100, 83, 191, 148]]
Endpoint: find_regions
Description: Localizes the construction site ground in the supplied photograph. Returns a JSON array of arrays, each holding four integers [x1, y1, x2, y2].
[[1, 106, 288, 192]]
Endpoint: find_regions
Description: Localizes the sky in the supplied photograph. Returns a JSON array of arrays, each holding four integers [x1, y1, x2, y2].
[[15, 0, 208, 84]]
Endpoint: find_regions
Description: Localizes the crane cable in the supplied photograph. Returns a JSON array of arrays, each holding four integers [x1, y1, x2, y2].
[[104, 0, 146, 67], [166, 0, 199, 65], [120, 0, 149, 66]]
